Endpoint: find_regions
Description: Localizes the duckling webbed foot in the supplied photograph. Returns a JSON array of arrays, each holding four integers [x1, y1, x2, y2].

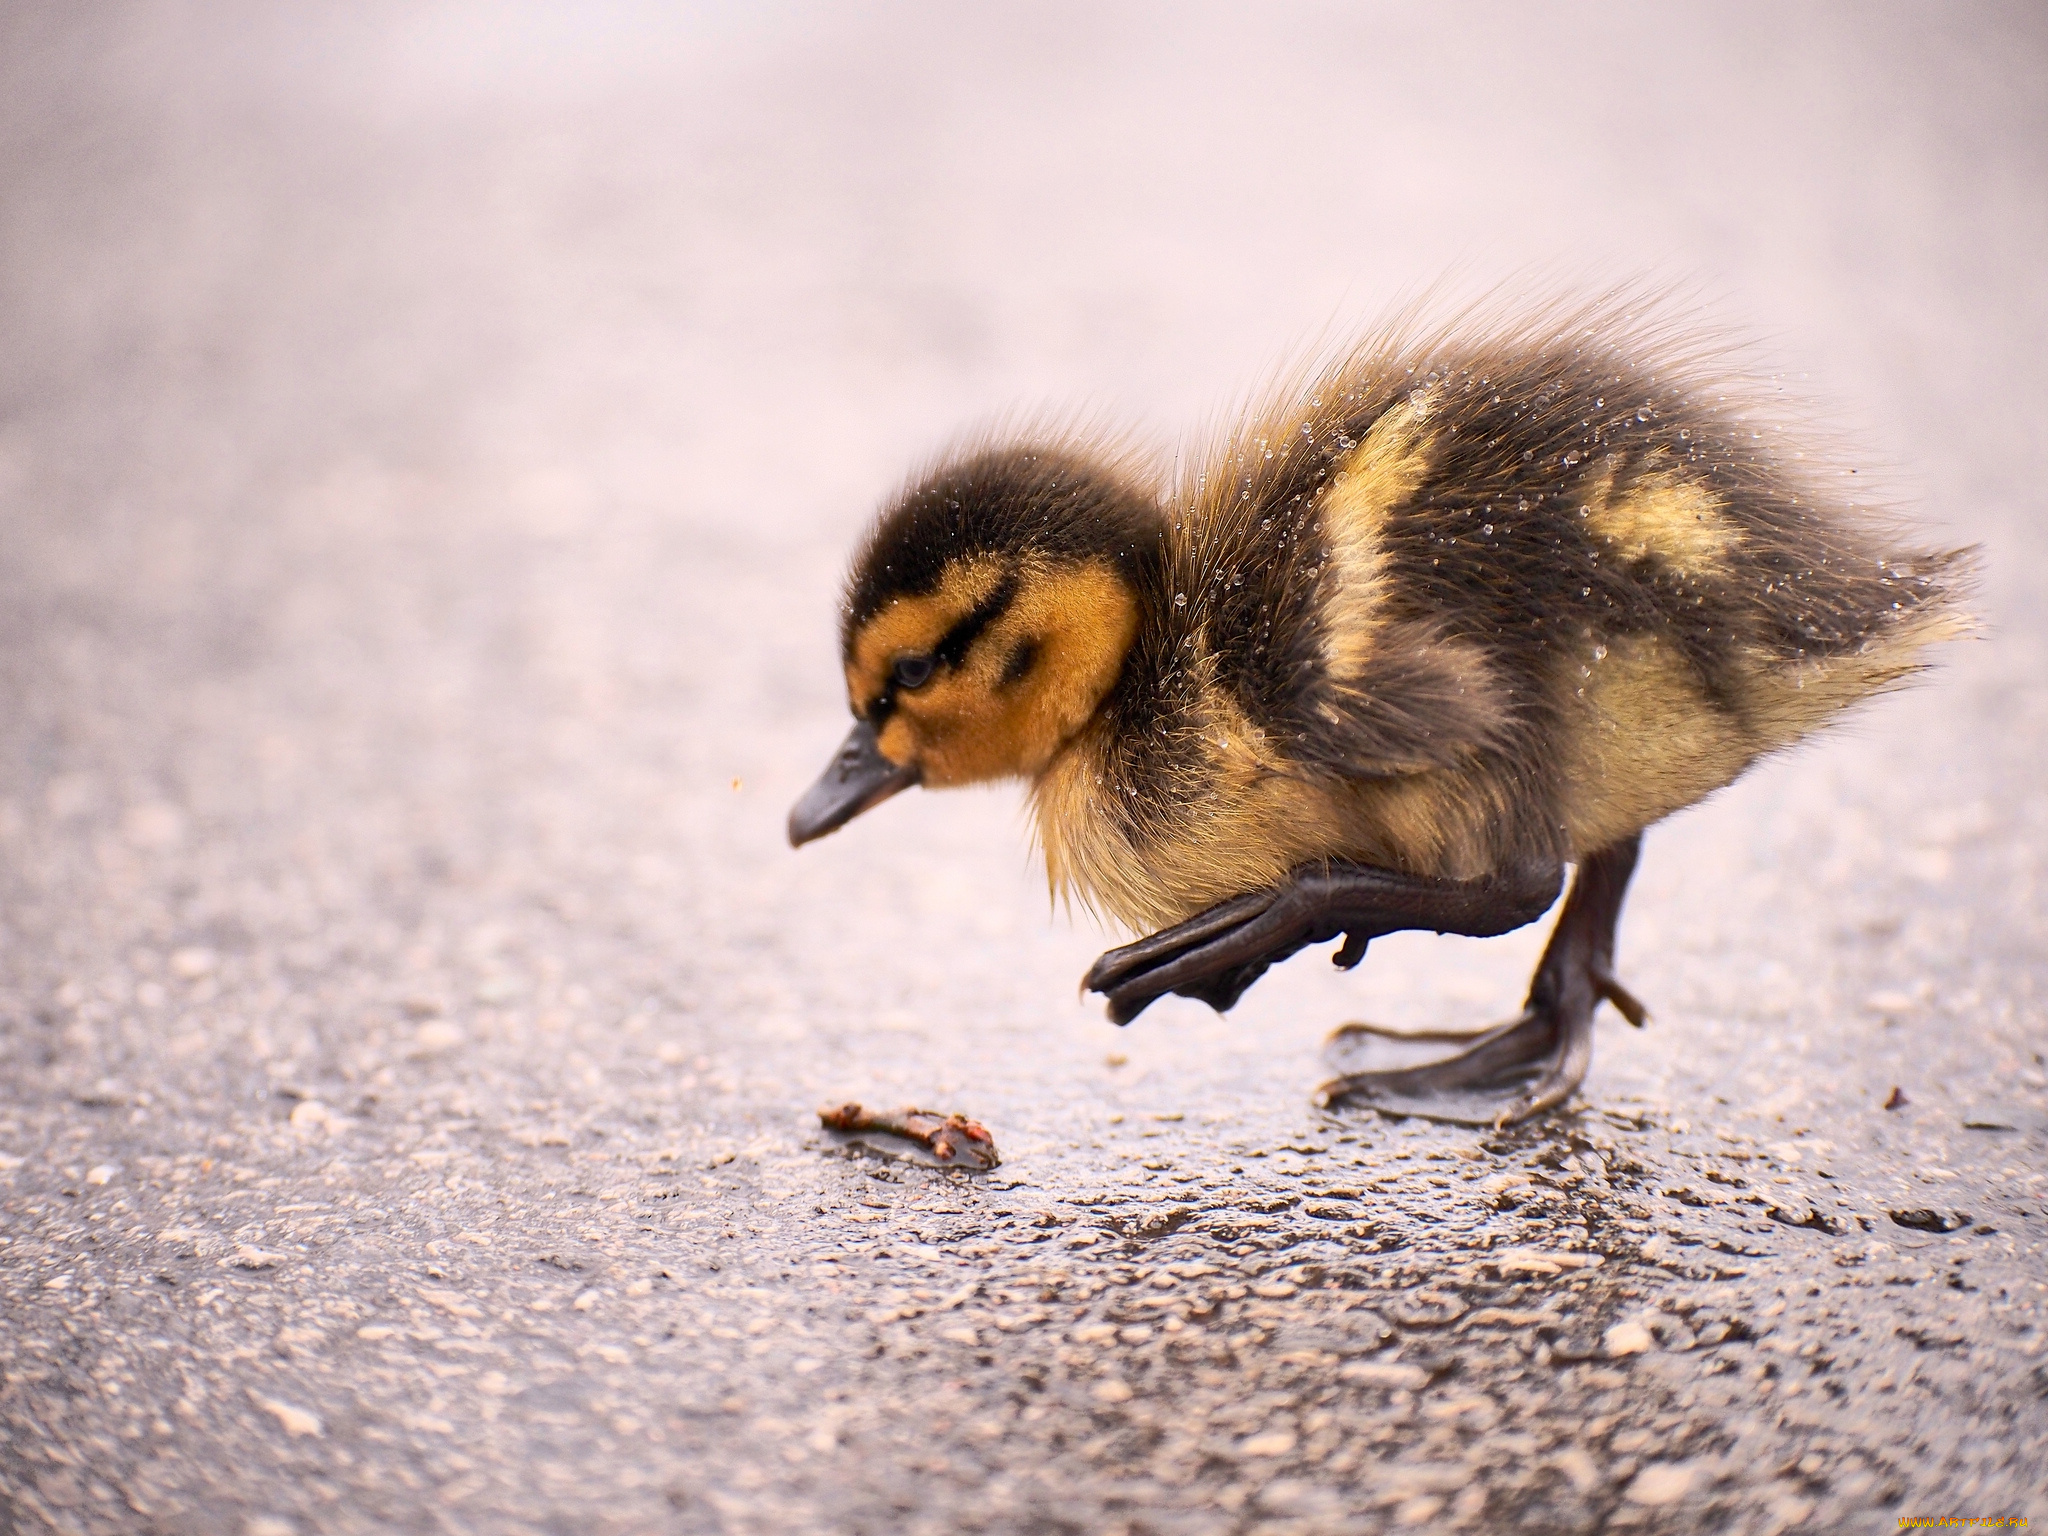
[[1084, 858, 1566, 1024], [1316, 836, 1645, 1126]]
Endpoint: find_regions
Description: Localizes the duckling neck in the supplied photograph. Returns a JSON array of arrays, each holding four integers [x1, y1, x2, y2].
[[1026, 580, 1181, 928], [1030, 706, 1125, 918]]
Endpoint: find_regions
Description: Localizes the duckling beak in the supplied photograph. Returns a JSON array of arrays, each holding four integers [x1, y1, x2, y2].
[[787, 721, 921, 847]]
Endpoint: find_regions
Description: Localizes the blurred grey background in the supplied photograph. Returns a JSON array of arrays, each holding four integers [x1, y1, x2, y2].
[[2, 5, 2044, 1534]]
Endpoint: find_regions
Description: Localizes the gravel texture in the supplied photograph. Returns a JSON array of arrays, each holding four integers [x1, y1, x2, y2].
[[2, 5, 2045, 1533]]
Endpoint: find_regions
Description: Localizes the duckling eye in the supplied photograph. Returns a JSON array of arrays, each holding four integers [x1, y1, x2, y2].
[[891, 653, 935, 690]]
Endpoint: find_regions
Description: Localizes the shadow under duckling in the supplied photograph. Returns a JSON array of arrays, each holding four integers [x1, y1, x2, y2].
[[789, 294, 1975, 1127]]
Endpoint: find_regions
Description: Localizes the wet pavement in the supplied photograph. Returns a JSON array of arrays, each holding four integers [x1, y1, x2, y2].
[[2, 4, 2045, 1532]]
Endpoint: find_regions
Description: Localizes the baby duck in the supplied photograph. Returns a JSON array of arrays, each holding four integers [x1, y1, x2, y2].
[[789, 297, 1973, 1126]]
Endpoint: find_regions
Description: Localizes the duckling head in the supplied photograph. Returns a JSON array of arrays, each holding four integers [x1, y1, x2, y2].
[[788, 443, 1162, 846]]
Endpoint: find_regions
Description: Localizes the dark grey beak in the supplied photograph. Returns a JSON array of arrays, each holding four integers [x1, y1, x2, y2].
[[787, 721, 920, 847]]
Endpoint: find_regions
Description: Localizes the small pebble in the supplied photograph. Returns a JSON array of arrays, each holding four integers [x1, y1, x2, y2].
[[1552, 1446, 1600, 1494], [169, 947, 217, 979], [1338, 1361, 1429, 1390], [289, 1101, 335, 1133], [1240, 1430, 1296, 1457], [1604, 1321, 1654, 1357], [248, 1390, 321, 1438], [1625, 1462, 1698, 1505], [415, 1020, 464, 1054]]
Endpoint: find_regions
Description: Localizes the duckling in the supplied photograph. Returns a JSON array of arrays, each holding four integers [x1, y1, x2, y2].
[[788, 296, 1974, 1126]]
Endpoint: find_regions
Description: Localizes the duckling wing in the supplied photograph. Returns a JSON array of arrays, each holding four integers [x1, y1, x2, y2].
[[1282, 617, 1513, 777], [1181, 387, 1516, 778], [1195, 555, 1510, 776]]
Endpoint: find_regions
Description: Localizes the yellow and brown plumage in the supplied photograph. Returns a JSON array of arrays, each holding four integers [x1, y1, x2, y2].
[[790, 295, 1973, 1125]]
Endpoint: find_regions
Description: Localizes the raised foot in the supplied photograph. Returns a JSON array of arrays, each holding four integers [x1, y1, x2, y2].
[[1083, 888, 1292, 1023], [1083, 860, 1565, 1026]]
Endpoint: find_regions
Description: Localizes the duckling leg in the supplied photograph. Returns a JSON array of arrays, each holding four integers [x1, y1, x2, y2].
[[1317, 836, 1646, 1126], [1084, 858, 1566, 1023]]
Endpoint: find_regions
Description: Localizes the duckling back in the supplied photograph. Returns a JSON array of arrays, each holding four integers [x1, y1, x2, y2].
[[1039, 299, 1974, 931]]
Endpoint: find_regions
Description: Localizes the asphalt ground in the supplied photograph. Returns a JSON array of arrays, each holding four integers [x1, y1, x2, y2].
[[2, 4, 2045, 1533]]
